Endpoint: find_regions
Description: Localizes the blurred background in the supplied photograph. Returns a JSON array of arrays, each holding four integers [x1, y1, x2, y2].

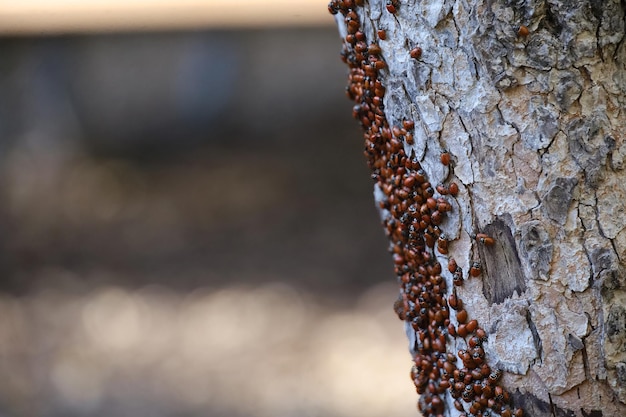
[[0, 1, 417, 416]]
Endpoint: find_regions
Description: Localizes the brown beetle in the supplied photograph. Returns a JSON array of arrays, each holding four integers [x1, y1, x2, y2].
[[436, 184, 449, 195], [468, 335, 482, 348], [367, 43, 382, 55], [454, 399, 464, 412], [453, 270, 464, 287], [410, 46, 423, 59], [448, 257, 459, 274], [469, 261, 482, 277], [518, 25, 530, 37], [456, 309, 468, 323], [437, 234, 448, 253], [476, 328, 488, 342], [385, 0, 398, 13], [448, 293, 461, 310], [488, 369, 502, 384], [476, 233, 495, 245], [466, 319, 478, 333]]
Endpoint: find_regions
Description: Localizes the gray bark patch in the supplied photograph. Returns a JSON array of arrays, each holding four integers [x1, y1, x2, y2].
[[540, 177, 578, 225], [519, 221, 553, 281], [522, 96, 559, 151], [568, 333, 585, 351], [567, 116, 615, 185], [525, 30, 560, 70], [553, 71, 583, 111], [601, 270, 626, 295], [617, 362, 626, 386], [606, 305, 626, 341], [590, 247, 616, 275]]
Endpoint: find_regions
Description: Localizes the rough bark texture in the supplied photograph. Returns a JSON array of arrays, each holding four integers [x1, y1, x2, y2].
[[330, 1, 626, 416]]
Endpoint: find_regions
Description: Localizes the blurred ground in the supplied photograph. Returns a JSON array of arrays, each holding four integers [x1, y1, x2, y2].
[[0, 27, 417, 417], [0, 283, 416, 417]]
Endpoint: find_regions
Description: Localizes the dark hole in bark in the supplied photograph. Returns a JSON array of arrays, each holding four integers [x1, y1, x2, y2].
[[526, 310, 544, 358], [589, 0, 605, 22], [512, 390, 575, 417], [581, 409, 604, 417], [543, 6, 563, 36]]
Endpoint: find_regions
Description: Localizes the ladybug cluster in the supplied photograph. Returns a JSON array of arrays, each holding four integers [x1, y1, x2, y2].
[[329, 2, 523, 417]]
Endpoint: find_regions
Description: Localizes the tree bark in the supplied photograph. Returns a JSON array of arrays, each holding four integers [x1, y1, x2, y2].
[[330, 1, 626, 416]]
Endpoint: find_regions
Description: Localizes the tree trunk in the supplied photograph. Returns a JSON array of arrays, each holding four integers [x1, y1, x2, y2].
[[329, 1, 626, 416]]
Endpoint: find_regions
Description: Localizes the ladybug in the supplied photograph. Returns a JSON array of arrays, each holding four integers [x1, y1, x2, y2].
[[476, 233, 495, 245], [454, 399, 465, 412], [518, 25, 530, 37], [448, 293, 461, 310], [468, 335, 482, 348], [457, 324, 468, 337], [437, 235, 449, 254], [385, 0, 399, 13], [410, 46, 423, 59], [456, 309, 468, 323], [470, 401, 483, 414], [476, 328, 487, 342], [471, 349, 484, 364], [466, 319, 478, 333], [469, 261, 482, 277], [462, 387, 473, 402], [453, 270, 464, 286], [436, 184, 449, 195], [440, 152, 451, 166], [448, 257, 459, 273], [488, 369, 502, 384], [367, 43, 382, 56]]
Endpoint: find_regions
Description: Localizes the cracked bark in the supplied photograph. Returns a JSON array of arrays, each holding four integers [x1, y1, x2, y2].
[[331, 1, 626, 416]]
